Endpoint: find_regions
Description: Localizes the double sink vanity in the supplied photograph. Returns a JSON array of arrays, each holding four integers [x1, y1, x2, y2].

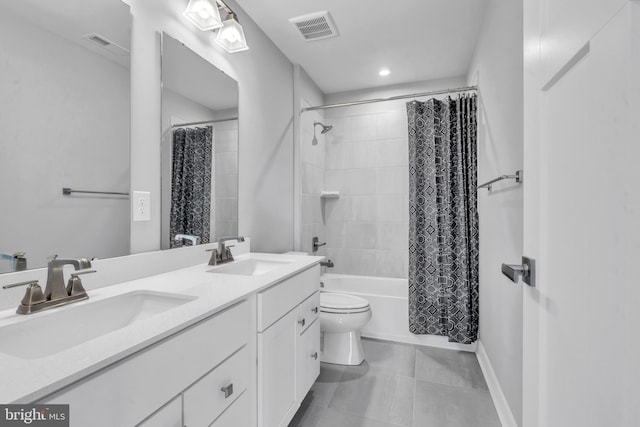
[[0, 240, 322, 427]]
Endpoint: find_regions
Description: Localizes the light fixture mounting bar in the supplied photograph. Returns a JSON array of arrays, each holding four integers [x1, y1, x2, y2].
[[215, 0, 234, 17]]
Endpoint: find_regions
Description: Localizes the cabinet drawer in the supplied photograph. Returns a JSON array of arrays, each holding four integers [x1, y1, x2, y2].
[[211, 392, 250, 427], [297, 292, 319, 335], [183, 346, 249, 427], [136, 396, 182, 427], [296, 319, 320, 403], [41, 301, 249, 427], [258, 265, 320, 331]]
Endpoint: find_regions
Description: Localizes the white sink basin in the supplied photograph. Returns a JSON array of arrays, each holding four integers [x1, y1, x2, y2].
[[208, 258, 293, 276], [0, 291, 196, 359]]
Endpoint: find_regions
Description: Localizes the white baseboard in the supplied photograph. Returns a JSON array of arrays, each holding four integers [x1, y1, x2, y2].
[[476, 340, 518, 427], [361, 330, 476, 352]]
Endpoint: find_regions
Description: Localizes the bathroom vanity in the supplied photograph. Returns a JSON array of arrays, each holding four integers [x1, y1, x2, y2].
[[0, 243, 322, 427]]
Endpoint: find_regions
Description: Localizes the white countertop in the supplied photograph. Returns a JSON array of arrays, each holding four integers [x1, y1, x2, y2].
[[0, 252, 322, 404]]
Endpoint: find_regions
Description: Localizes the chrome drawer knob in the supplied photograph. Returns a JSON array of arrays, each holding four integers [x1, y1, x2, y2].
[[298, 318, 306, 327], [311, 307, 318, 314], [311, 352, 318, 360], [220, 383, 234, 399]]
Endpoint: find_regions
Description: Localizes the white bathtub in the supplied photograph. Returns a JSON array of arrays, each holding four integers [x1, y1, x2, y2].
[[320, 273, 475, 352]]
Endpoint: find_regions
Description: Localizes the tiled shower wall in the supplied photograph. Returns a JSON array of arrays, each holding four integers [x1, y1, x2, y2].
[[300, 106, 327, 256], [323, 103, 409, 278], [213, 119, 239, 241]]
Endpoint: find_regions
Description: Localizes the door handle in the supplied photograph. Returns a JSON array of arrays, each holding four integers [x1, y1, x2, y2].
[[501, 256, 535, 287]]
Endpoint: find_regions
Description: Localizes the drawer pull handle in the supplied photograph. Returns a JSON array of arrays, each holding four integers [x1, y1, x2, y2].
[[298, 318, 306, 327], [311, 352, 318, 360], [311, 307, 318, 314], [220, 383, 234, 399]]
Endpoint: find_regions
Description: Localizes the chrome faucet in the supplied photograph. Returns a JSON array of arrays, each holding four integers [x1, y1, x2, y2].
[[3, 258, 95, 315], [175, 234, 200, 246], [207, 236, 245, 266]]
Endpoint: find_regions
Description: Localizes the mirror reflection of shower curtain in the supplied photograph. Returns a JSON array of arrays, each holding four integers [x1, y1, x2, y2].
[[170, 126, 212, 248], [407, 94, 479, 344]]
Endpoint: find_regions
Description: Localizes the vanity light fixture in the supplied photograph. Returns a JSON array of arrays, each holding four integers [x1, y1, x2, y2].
[[215, 12, 249, 53], [183, 0, 223, 31]]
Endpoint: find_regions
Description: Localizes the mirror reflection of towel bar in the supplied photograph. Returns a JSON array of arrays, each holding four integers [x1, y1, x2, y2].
[[62, 188, 129, 197], [478, 170, 523, 191]]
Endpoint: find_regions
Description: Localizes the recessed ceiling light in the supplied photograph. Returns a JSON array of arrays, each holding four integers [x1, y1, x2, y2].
[[379, 68, 391, 76]]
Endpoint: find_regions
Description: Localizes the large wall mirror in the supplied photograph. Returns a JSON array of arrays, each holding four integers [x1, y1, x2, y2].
[[160, 33, 239, 250], [0, 0, 131, 273]]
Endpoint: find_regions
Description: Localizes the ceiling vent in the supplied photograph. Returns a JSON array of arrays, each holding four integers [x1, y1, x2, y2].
[[82, 33, 129, 56], [289, 11, 339, 41]]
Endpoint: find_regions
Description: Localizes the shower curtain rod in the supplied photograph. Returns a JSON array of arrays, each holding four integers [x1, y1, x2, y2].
[[300, 85, 478, 113], [171, 117, 238, 128]]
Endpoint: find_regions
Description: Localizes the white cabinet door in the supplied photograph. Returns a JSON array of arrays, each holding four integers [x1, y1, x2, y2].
[[137, 396, 182, 427], [296, 319, 320, 403], [258, 309, 298, 427]]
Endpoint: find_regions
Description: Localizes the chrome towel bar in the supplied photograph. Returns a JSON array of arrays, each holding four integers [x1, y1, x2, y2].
[[62, 187, 129, 197], [478, 170, 523, 191]]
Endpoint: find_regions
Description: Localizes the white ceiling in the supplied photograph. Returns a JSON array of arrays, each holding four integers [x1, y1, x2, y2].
[[236, 0, 489, 94]]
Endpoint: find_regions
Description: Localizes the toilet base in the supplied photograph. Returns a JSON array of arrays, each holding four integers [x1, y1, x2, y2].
[[320, 330, 365, 365]]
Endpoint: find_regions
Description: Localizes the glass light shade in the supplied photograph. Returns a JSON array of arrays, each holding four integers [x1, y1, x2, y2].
[[215, 17, 249, 53], [183, 0, 222, 31]]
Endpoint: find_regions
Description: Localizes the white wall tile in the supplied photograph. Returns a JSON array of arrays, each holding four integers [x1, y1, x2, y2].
[[324, 197, 351, 223], [346, 169, 376, 195], [215, 151, 238, 174], [346, 222, 377, 249], [325, 222, 347, 248], [376, 139, 408, 167], [215, 174, 238, 197], [324, 169, 348, 193], [349, 195, 378, 222], [377, 195, 406, 222], [375, 250, 406, 278], [346, 249, 377, 276], [377, 222, 408, 250], [376, 111, 406, 140], [376, 167, 408, 195], [349, 142, 377, 169], [349, 114, 376, 142], [325, 141, 351, 170]]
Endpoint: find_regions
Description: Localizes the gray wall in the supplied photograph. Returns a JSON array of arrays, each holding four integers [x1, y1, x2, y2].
[[467, 0, 524, 423]]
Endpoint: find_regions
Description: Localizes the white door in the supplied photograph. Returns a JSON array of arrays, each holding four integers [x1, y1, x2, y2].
[[522, 1, 640, 426]]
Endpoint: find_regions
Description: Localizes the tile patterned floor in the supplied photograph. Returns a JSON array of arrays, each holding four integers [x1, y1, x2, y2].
[[289, 338, 501, 427]]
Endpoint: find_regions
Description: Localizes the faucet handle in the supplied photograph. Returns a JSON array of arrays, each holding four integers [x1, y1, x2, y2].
[[3, 280, 46, 313], [66, 270, 96, 296]]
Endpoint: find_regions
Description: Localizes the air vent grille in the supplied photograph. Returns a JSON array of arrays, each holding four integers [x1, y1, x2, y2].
[[289, 11, 339, 41], [82, 33, 129, 56]]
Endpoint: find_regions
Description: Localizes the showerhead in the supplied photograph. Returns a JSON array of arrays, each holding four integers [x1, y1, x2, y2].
[[315, 121, 333, 134], [312, 121, 333, 145]]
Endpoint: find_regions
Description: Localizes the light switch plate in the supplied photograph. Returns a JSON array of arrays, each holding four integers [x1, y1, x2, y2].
[[133, 191, 151, 221]]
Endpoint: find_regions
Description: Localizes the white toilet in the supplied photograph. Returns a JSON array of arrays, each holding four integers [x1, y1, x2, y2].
[[319, 292, 372, 365]]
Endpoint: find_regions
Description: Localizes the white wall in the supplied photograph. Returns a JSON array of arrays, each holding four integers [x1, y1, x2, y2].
[[127, 0, 295, 254], [0, 8, 130, 272], [320, 77, 465, 278], [466, 0, 523, 424]]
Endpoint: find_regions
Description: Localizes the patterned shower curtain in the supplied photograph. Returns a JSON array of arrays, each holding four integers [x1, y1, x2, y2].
[[170, 126, 213, 248], [407, 94, 479, 344]]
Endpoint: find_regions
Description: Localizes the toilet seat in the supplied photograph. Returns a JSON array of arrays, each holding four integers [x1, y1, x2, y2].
[[320, 292, 370, 314]]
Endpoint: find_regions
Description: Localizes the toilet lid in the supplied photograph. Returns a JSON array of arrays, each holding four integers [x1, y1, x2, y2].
[[320, 292, 370, 310]]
